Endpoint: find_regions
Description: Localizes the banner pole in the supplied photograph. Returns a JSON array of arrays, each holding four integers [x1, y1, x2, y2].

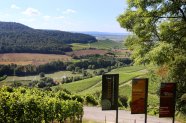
[[116, 107, 118, 123], [116, 76, 119, 123], [172, 116, 175, 123], [172, 83, 177, 123], [144, 79, 148, 123]]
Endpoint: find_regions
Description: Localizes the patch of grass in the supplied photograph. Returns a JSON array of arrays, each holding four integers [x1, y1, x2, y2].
[[71, 43, 90, 50], [111, 65, 147, 73], [90, 40, 124, 49]]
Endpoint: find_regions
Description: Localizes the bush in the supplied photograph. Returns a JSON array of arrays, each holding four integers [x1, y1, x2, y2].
[[56, 91, 71, 100], [85, 95, 98, 106], [71, 95, 84, 103]]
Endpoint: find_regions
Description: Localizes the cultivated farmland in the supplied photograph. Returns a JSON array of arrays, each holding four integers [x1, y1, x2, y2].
[[0, 53, 72, 65]]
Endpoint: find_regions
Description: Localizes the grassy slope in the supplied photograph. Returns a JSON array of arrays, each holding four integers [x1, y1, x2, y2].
[[61, 76, 101, 93], [61, 66, 148, 95]]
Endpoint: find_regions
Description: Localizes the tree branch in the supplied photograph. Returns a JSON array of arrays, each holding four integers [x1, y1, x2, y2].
[[178, 7, 186, 21], [138, 16, 183, 19]]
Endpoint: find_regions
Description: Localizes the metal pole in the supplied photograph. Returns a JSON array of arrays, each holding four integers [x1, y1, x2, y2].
[[116, 108, 118, 123], [145, 112, 147, 123]]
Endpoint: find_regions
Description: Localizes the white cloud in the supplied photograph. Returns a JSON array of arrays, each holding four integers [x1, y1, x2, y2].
[[43, 15, 51, 20], [22, 8, 40, 16], [55, 16, 65, 19], [63, 9, 76, 14], [11, 4, 20, 9]]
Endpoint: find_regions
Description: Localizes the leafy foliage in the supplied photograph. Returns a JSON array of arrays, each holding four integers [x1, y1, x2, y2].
[[118, 0, 186, 116], [0, 86, 83, 123]]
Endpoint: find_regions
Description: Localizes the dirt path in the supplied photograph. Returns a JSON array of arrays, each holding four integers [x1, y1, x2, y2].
[[83, 106, 180, 123]]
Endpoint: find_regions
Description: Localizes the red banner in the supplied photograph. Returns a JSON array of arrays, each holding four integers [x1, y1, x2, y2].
[[159, 83, 176, 117], [131, 78, 148, 114]]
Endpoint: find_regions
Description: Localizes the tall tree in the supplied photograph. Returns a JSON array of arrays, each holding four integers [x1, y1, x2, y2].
[[118, 0, 186, 115]]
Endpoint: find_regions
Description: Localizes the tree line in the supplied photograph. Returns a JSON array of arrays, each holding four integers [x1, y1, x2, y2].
[[0, 57, 132, 77]]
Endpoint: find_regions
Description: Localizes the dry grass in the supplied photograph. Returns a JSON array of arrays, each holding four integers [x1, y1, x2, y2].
[[0, 53, 72, 65]]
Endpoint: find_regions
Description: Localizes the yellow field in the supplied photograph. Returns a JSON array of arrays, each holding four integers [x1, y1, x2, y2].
[[0, 53, 72, 65]]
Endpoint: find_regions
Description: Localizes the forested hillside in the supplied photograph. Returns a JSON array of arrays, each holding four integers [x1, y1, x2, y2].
[[0, 22, 97, 54]]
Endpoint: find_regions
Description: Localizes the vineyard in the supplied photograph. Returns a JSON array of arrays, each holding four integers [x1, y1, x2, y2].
[[59, 65, 161, 116], [0, 87, 83, 123]]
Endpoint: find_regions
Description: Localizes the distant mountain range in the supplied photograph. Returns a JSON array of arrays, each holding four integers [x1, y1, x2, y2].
[[79, 31, 130, 42], [0, 21, 97, 54], [79, 31, 130, 35]]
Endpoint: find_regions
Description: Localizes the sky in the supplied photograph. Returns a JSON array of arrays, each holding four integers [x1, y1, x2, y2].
[[0, 0, 128, 33]]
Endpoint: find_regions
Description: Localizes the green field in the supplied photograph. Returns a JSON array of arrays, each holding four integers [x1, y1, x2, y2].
[[0, 71, 81, 86], [71, 40, 124, 50]]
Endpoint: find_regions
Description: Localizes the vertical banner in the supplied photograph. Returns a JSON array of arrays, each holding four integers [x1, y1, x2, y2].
[[131, 78, 148, 114], [102, 74, 119, 110], [159, 83, 176, 117]]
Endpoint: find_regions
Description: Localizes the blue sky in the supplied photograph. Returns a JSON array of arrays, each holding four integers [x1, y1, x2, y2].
[[0, 0, 128, 33]]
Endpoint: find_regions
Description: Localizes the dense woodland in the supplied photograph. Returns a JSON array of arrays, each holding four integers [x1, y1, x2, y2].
[[0, 22, 97, 54]]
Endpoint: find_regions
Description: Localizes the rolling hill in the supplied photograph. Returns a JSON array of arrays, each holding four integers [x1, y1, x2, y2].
[[0, 21, 97, 54]]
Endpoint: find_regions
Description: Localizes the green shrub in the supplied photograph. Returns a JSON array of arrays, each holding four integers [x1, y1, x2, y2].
[[71, 95, 84, 103], [85, 95, 98, 106]]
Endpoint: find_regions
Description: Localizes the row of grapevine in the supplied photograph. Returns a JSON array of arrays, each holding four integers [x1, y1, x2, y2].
[[0, 86, 83, 123]]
